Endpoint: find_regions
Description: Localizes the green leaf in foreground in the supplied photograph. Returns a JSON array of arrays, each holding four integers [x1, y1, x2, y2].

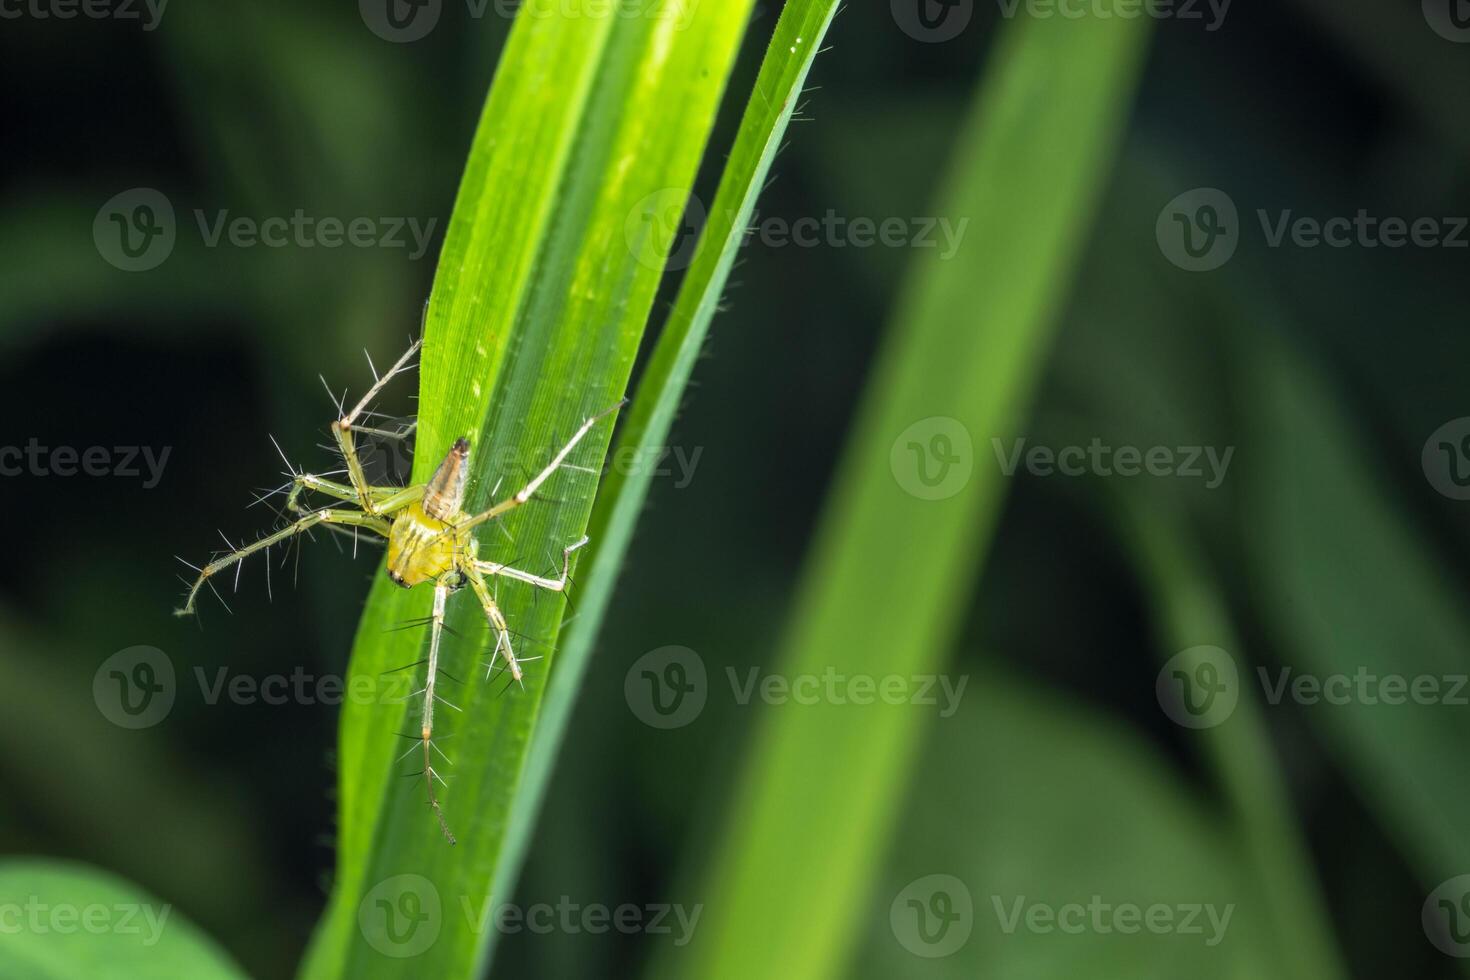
[[486, 0, 846, 955], [0, 860, 244, 980], [302, 3, 755, 978], [657, 12, 1151, 980]]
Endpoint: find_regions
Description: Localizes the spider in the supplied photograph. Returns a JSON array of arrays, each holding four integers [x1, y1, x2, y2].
[[174, 339, 622, 842]]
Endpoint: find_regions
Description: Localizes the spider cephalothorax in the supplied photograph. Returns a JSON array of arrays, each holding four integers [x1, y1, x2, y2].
[[385, 438, 475, 589], [175, 339, 621, 842]]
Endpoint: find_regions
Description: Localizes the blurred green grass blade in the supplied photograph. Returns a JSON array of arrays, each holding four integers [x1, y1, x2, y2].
[[1241, 321, 1470, 884], [0, 860, 245, 980], [660, 14, 1151, 980], [852, 665, 1275, 978], [487, 0, 844, 945], [1120, 500, 1346, 979], [302, 4, 755, 978]]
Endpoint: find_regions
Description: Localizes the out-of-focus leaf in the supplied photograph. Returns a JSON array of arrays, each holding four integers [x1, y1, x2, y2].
[[852, 665, 1275, 979], [0, 860, 244, 980], [657, 11, 1152, 980]]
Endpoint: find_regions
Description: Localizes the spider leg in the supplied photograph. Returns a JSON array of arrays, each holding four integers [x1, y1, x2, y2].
[[174, 509, 389, 616], [456, 400, 624, 533], [420, 580, 457, 844], [280, 473, 423, 516], [329, 338, 422, 512], [475, 536, 588, 593], [465, 565, 531, 687]]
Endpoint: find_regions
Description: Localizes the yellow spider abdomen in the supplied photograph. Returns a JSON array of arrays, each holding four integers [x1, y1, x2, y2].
[[386, 503, 466, 588]]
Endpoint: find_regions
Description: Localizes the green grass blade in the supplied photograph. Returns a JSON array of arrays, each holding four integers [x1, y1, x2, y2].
[[1241, 321, 1470, 887], [1120, 498, 1346, 979], [485, 0, 845, 951], [0, 860, 245, 980], [301, 4, 755, 977], [657, 14, 1151, 980], [853, 665, 1278, 977]]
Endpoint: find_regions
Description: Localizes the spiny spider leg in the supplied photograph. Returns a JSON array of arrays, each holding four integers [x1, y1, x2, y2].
[[465, 565, 528, 687], [268, 467, 417, 517], [456, 401, 624, 533], [347, 420, 418, 441], [175, 509, 390, 616], [421, 580, 458, 844], [330, 339, 421, 512], [476, 536, 588, 592]]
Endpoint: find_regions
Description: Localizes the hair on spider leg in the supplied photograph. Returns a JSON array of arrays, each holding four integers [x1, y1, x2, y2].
[[384, 617, 466, 641], [379, 658, 429, 676]]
